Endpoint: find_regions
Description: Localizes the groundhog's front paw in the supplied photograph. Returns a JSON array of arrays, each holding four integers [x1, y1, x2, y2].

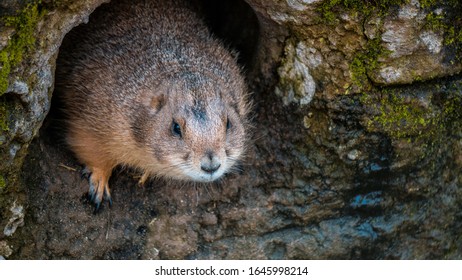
[[87, 169, 112, 211]]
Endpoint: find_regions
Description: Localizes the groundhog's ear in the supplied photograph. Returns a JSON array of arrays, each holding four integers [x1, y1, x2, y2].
[[150, 94, 165, 113]]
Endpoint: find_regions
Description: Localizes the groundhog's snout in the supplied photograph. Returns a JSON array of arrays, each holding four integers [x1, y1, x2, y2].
[[200, 151, 222, 174]]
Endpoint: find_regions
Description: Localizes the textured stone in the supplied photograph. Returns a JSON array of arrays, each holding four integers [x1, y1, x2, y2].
[[275, 40, 317, 106], [370, 1, 462, 84], [0, 240, 13, 258], [3, 202, 24, 236], [0, 0, 108, 243]]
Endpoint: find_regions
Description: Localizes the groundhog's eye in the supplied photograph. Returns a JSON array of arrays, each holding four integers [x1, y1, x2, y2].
[[172, 121, 182, 138], [226, 118, 231, 132]]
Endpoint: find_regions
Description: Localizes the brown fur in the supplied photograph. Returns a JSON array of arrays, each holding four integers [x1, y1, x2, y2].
[[55, 0, 250, 208]]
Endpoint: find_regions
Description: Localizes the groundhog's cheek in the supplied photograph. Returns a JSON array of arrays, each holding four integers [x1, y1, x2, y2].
[[151, 142, 174, 164], [228, 130, 245, 149]]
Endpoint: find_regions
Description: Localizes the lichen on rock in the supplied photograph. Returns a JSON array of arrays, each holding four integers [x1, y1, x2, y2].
[[0, 240, 13, 258], [0, 3, 44, 94], [3, 201, 25, 237], [0, 0, 109, 256], [370, 0, 462, 84], [275, 40, 319, 106]]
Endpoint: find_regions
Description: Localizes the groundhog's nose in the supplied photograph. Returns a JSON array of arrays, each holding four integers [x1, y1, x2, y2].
[[201, 151, 221, 174], [201, 163, 221, 174]]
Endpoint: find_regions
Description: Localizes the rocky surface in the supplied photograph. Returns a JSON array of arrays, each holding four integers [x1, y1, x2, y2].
[[1, 0, 461, 259], [0, 0, 109, 255]]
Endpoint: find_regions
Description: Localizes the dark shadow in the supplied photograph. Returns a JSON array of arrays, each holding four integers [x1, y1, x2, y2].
[[200, 0, 260, 71]]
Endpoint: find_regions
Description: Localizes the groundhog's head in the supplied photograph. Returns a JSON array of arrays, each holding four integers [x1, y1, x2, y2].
[[132, 71, 250, 182]]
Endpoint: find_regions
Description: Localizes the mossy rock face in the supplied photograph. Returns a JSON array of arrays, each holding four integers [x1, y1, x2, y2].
[[369, 0, 462, 84], [0, 0, 461, 259], [0, 0, 107, 256]]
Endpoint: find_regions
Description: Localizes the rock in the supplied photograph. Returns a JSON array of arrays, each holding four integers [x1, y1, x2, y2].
[[347, 149, 360, 161], [275, 40, 318, 106], [0, 0, 108, 247], [0, 0, 461, 260], [370, 0, 462, 84], [0, 241, 13, 258], [3, 202, 24, 236]]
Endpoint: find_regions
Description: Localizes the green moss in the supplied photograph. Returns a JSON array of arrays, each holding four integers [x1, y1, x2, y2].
[[0, 2, 45, 95], [349, 38, 391, 90], [367, 92, 434, 139], [422, 0, 462, 62], [0, 102, 8, 132], [0, 175, 5, 189], [362, 87, 462, 149], [441, 95, 462, 126], [425, 11, 462, 45], [420, 0, 458, 9], [318, 0, 409, 23], [323, 1, 399, 90], [0, 47, 12, 95]]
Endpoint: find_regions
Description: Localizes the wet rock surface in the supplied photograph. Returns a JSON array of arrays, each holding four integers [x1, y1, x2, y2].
[[1, 0, 462, 259]]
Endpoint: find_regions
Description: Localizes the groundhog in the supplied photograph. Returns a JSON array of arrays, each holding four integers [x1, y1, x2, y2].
[[55, 0, 250, 209]]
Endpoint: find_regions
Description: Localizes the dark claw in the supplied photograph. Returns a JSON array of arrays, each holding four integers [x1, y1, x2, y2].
[[103, 187, 112, 207], [86, 175, 112, 213], [92, 192, 102, 206], [88, 180, 96, 199], [88, 180, 102, 213], [93, 201, 101, 214], [88, 192, 95, 203], [88, 190, 96, 204], [103, 187, 111, 199], [103, 192, 113, 207], [81, 167, 91, 180]]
